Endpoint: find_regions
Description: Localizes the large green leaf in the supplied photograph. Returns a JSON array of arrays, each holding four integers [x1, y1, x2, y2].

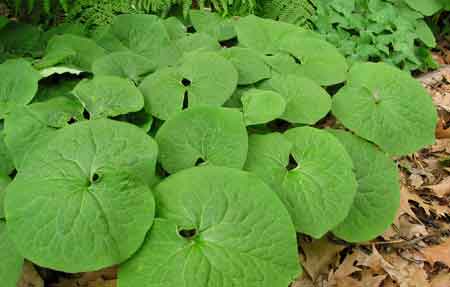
[[5, 119, 158, 272], [259, 74, 331, 124], [241, 89, 286, 125], [402, 0, 443, 16], [245, 128, 357, 238], [0, 59, 41, 119], [0, 16, 9, 30], [155, 107, 248, 173], [0, 222, 23, 287], [174, 33, 221, 55], [0, 22, 42, 56], [118, 166, 301, 287], [190, 10, 237, 41], [73, 76, 144, 119], [40, 34, 106, 71], [0, 175, 11, 219], [139, 52, 238, 120], [92, 51, 156, 83], [235, 15, 303, 55], [332, 62, 437, 156], [279, 31, 348, 86], [221, 47, 271, 85], [0, 132, 14, 177], [110, 14, 177, 67], [328, 130, 400, 242]]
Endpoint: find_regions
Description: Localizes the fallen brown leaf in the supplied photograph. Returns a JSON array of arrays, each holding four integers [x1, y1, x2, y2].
[[17, 261, 44, 287], [430, 272, 450, 287], [299, 237, 345, 281], [424, 177, 450, 198], [422, 239, 450, 267]]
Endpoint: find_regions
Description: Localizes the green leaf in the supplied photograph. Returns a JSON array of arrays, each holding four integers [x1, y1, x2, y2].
[[4, 94, 84, 169], [328, 130, 400, 242], [0, 22, 42, 56], [155, 107, 248, 173], [163, 17, 187, 40], [92, 51, 156, 83], [259, 74, 332, 124], [235, 15, 303, 55], [0, 132, 14, 177], [42, 34, 106, 71], [110, 14, 177, 67], [139, 52, 238, 120], [245, 128, 357, 238], [0, 174, 11, 218], [118, 166, 301, 287], [113, 109, 154, 132], [241, 89, 286, 125], [402, 0, 443, 16], [5, 119, 158, 272], [279, 31, 348, 86], [190, 10, 237, 41], [39, 66, 84, 78], [0, 222, 23, 287], [415, 20, 436, 48], [221, 47, 271, 85], [0, 16, 9, 30], [332, 62, 437, 156], [73, 76, 144, 119], [0, 59, 41, 119], [175, 33, 221, 55]]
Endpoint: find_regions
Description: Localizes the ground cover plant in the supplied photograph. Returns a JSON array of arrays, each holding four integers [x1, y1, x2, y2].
[[0, 11, 438, 286]]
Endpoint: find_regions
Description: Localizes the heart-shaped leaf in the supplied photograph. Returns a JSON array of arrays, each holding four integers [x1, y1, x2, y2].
[[259, 74, 331, 124], [41, 34, 106, 71], [139, 52, 238, 120], [92, 51, 156, 82], [221, 47, 271, 85], [332, 62, 437, 156], [5, 119, 158, 272], [175, 33, 221, 55], [0, 59, 41, 119], [402, 0, 443, 16], [0, 222, 23, 287], [328, 130, 400, 242], [190, 10, 237, 41], [156, 107, 248, 173], [241, 89, 286, 125], [245, 128, 357, 238], [118, 166, 301, 287], [73, 76, 144, 119], [279, 31, 348, 86], [110, 14, 177, 67]]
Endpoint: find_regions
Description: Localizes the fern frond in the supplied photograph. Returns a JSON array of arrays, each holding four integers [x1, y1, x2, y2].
[[258, 0, 316, 28]]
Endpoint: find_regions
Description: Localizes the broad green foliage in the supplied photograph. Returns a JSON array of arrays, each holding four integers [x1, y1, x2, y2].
[[221, 47, 271, 85], [245, 128, 358, 238], [0, 59, 41, 119], [310, 0, 440, 71], [241, 89, 286, 125], [259, 74, 331, 124], [118, 166, 301, 287], [235, 15, 348, 86], [5, 119, 157, 272], [0, 16, 9, 30], [328, 130, 400, 242], [73, 76, 144, 119], [0, 12, 438, 284], [39, 34, 106, 71], [92, 51, 156, 82], [332, 62, 437, 156], [0, 222, 23, 287], [156, 107, 248, 173], [190, 9, 237, 41], [139, 52, 238, 120]]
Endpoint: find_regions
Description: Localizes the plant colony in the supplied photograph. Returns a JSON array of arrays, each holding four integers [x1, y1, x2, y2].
[[0, 9, 437, 287]]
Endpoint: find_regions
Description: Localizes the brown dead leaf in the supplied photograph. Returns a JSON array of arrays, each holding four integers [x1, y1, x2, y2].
[[50, 267, 117, 287], [334, 252, 361, 280], [291, 274, 315, 287], [335, 277, 362, 287], [360, 271, 387, 287], [430, 272, 450, 287], [409, 174, 425, 189], [422, 239, 450, 267], [17, 261, 44, 287], [425, 177, 450, 198], [431, 139, 450, 153], [398, 215, 428, 239], [299, 237, 345, 281]]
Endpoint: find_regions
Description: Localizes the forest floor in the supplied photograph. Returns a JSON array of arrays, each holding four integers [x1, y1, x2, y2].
[[14, 33, 450, 287]]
